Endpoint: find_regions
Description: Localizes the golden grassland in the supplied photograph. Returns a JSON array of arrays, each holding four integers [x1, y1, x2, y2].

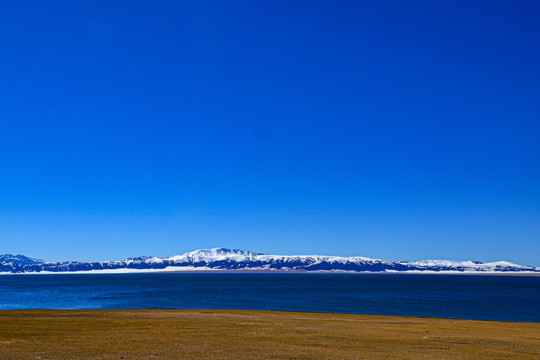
[[0, 310, 538, 359]]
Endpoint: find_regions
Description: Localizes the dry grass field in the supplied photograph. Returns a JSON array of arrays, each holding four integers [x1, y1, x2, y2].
[[0, 309, 538, 359]]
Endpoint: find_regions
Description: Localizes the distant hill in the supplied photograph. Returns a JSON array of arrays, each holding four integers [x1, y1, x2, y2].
[[1, 248, 538, 274], [0, 254, 44, 266]]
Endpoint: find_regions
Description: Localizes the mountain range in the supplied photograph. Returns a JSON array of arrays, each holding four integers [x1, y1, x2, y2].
[[0, 248, 538, 274]]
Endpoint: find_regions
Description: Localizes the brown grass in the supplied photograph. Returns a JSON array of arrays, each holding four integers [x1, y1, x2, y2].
[[0, 310, 538, 359]]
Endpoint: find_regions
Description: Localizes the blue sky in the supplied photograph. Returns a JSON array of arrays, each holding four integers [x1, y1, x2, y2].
[[1, 1, 539, 265]]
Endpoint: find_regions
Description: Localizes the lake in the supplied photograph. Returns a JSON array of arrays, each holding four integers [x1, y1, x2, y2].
[[1, 273, 539, 322]]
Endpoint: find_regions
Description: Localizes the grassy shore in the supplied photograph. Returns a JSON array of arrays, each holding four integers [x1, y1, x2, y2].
[[0, 310, 538, 359]]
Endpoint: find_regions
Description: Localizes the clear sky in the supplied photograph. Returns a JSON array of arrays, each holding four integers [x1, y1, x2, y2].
[[1, 1, 539, 266]]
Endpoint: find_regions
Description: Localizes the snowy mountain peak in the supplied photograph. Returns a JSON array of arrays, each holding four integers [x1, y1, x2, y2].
[[167, 248, 260, 263], [191, 248, 257, 257]]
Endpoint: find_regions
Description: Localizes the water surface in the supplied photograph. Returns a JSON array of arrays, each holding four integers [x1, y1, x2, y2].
[[1, 273, 539, 322]]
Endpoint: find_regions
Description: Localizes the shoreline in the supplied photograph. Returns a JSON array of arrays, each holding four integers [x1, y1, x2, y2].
[[1, 308, 539, 323], [1, 309, 538, 359], [2, 268, 540, 276]]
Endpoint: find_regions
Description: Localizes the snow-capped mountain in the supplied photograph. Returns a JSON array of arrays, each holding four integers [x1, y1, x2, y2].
[[0, 254, 44, 266], [0, 248, 538, 274]]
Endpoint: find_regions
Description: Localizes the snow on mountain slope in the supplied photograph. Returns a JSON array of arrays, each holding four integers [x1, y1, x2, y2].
[[166, 248, 259, 263], [400, 259, 533, 271], [0, 248, 538, 274], [0, 254, 44, 266]]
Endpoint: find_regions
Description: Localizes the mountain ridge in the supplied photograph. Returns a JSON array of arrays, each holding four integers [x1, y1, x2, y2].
[[1, 248, 538, 274], [0, 254, 45, 266]]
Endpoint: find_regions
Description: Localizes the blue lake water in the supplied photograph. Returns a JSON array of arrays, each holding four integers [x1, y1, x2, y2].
[[1, 273, 539, 322]]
